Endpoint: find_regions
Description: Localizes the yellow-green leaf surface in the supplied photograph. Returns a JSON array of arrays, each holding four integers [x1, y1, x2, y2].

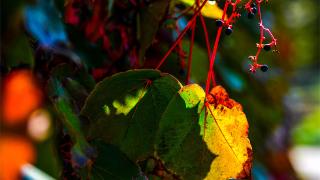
[[180, 84, 252, 179], [178, 0, 224, 19]]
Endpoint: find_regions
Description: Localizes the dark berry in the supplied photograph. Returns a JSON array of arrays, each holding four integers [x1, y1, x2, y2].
[[248, 12, 255, 19], [179, 69, 186, 76], [216, 20, 223, 27], [260, 65, 269, 72], [250, 3, 256, 7], [251, 7, 257, 14], [263, 44, 271, 51], [225, 27, 233, 35]]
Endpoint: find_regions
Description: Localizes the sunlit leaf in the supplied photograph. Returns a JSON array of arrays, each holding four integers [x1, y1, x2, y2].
[[179, 84, 252, 179], [177, 0, 224, 19]]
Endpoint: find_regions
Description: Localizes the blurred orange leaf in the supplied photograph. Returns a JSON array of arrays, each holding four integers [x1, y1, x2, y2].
[[0, 135, 35, 180], [1, 70, 42, 125]]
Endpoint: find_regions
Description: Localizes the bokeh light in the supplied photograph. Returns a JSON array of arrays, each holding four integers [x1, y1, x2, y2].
[[27, 109, 52, 142]]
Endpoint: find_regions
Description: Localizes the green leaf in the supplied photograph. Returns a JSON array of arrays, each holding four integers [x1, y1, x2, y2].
[[47, 78, 89, 152], [88, 140, 146, 180], [138, 0, 169, 64], [81, 69, 182, 160], [155, 87, 214, 179]]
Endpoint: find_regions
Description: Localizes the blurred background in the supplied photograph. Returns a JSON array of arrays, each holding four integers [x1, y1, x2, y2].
[[1, 0, 319, 179]]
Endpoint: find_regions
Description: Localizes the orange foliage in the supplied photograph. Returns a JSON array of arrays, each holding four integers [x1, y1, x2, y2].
[[0, 135, 35, 180], [207, 85, 242, 110], [1, 70, 42, 125]]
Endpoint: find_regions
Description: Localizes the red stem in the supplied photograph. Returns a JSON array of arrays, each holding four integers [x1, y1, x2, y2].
[[254, 1, 264, 64], [205, 1, 229, 96], [155, 0, 208, 70], [198, 11, 216, 87]]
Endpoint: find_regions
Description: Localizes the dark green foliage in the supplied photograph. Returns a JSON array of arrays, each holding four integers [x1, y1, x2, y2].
[[88, 140, 145, 180]]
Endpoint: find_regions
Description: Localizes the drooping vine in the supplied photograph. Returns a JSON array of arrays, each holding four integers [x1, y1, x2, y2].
[[155, 0, 277, 97]]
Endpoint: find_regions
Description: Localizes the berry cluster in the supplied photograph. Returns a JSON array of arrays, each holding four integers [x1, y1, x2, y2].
[[215, 0, 242, 36], [155, 0, 277, 93], [244, 0, 277, 73], [247, 3, 257, 19], [213, 0, 276, 73]]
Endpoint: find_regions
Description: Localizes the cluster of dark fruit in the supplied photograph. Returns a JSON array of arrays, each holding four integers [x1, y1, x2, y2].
[[260, 43, 271, 72], [215, 19, 233, 36], [214, 2, 259, 36], [247, 3, 257, 19]]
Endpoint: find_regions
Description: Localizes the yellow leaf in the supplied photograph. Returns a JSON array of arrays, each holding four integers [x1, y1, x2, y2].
[[179, 84, 252, 179], [178, 0, 225, 19], [203, 85, 252, 179]]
